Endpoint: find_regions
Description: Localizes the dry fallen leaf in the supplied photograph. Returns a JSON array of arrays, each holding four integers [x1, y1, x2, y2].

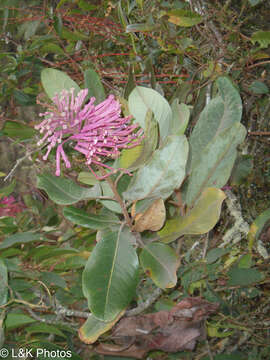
[[133, 198, 166, 232], [95, 297, 219, 359]]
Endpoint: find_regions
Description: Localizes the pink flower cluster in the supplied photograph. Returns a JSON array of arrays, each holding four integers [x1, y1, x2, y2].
[[35, 88, 143, 178], [0, 196, 25, 218]]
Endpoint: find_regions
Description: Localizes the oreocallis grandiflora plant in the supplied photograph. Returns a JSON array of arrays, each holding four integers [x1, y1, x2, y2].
[[35, 68, 246, 343]]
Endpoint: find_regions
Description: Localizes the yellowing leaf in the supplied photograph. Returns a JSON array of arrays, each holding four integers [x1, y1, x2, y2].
[[167, 9, 202, 27], [140, 243, 179, 289], [133, 199, 166, 232], [159, 188, 226, 243], [79, 311, 124, 344]]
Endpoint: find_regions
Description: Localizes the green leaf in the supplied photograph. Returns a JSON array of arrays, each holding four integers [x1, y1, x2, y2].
[[248, 0, 263, 5], [167, 9, 202, 27], [26, 323, 66, 338], [0, 179, 16, 197], [82, 227, 139, 321], [37, 172, 101, 205], [251, 31, 270, 48], [77, 172, 99, 186], [0, 232, 44, 250], [249, 80, 269, 95], [0, 259, 8, 305], [117, 0, 129, 29], [206, 248, 231, 264], [159, 188, 226, 243], [79, 312, 123, 344], [189, 77, 242, 172], [118, 110, 158, 170], [238, 254, 252, 269], [41, 68, 80, 100], [40, 272, 67, 289], [61, 26, 88, 41], [5, 313, 35, 330], [99, 181, 122, 214], [227, 267, 265, 286], [124, 65, 136, 99], [170, 100, 190, 135], [185, 122, 246, 206], [53, 13, 63, 36], [140, 243, 178, 289], [230, 155, 253, 186], [123, 135, 188, 201], [78, 0, 97, 11], [84, 68, 106, 104], [126, 23, 156, 32], [128, 86, 172, 142], [23, 20, 41, 40], [63, 206, 120, 230], [204, 353, 246, 360], [41, 43, 65, 55], [2, 121, 36, 140], [248, 208, 270, 250], [13, 90, 36, 106]]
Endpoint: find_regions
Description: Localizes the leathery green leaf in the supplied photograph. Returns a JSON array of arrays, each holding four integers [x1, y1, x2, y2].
[[189, 77, 242, 172], [170, 100, 190, 135], [0, 232, 44, 250], [37, 172, 101, 205], [140, 243, 179, 289], [84, 68, 105, 104], [119, 110, 158, 170], [82, 226, 139, 321], [123, 135, 188, 201], [41, 68, 80, 100], [63, 206, 120, 230], [159, 188, 226, 243], [184, 122, 246, 206], [0, 259, 8, 305], [79, 312, 124, 344], [128, 86, 172, 142]]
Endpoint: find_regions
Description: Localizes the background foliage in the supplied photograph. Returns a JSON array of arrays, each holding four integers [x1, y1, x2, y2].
[[0, 0, 270, 359]]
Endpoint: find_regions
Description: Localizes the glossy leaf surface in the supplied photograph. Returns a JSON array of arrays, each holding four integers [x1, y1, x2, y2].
[[0, 232, 44, 250], [84, 68, 105, 103], [63, 206, 120, 230], [82, 227, 139, 321], [37, 172, 101, 205]]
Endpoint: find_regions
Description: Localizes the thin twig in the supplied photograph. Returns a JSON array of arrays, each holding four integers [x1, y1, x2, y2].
[[4, 146, 44, 182], [125, 288, 162, 317]]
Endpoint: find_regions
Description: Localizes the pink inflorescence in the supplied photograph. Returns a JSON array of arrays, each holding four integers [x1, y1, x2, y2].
[[0, 196, 26, 218], [35, 88, 143, 178]]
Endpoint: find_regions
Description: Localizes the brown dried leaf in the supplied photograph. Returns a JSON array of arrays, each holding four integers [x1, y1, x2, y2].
[[95, 297, 219, 358], [133, 198, 166, 232]]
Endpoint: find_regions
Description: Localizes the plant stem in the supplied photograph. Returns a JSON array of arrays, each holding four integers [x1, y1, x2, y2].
[[99, 167, 132, 228]]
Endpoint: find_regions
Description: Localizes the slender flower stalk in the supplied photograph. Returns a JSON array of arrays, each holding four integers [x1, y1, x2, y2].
[[35, 88, 143, 177]]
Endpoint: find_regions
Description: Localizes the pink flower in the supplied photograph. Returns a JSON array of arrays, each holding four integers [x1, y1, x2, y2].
[[0, 196, 25, 217], [36, 89, 143, 177]]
